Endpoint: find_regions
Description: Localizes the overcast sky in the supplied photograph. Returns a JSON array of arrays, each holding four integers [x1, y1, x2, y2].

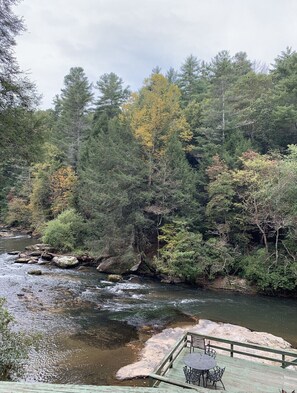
[[14, 0, 297, 109]]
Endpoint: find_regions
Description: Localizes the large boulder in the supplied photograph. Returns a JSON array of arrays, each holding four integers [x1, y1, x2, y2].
[[52, 255, 79, 268], [97, 254, 155, 276], [97, 255, 140, 275], [206, 276, 257, 294]]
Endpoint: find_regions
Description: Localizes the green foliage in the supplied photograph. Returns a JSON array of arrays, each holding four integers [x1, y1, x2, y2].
[[156, 221, 235, 282], [42, 209, 85, 252], [95, 72, 130, 119], [177, 55, 208, 105], [53, 67, 93, 170], [79, 119, 150, 256], [238, 249, 297, 292], [3, 41, 297, 294], [5, 197, 31, 227], [0, 298, 34, 381]]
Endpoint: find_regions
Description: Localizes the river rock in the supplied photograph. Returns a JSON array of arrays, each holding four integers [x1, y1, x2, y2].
[[0, 231, 14, 238], [107, 274, 123, 282], [53, 255, 79, 268], [77, 254, 95, 265], [41, 252, 54, 261], [116, 319, 296, 380], [97, 254, 149, 275], [97, 256, 130, 274], [14, 257, 31, 263], [206, 276, 257, 294], [27, 269, 42, 275], [7, 251, 20, 255], [25, 243, 53, 252], [27, 258, 39, 264], [28, 251, 42, 257]]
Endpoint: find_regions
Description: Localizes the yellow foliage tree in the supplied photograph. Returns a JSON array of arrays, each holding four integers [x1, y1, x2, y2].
[[50, 166, 77, 216], [126, 74, 192, 154], [123, 73, 192, 185]]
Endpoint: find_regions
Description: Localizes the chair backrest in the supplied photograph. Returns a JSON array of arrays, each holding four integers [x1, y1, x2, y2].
[[183, 365, 191, 382], [190, 368, 203, 384], [190, 335, 205, 350], [209, 366, 225, 382], [205, 345, 217, 358]]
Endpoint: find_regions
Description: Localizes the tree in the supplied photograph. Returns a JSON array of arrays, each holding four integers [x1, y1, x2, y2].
[[49, 166, 77, 217], [127, 73, 193, 185], [93, 72, 130, 134], [0, 0, 37, 110], [156, 220, 234, 282], [177, 55, 209, 106], [206, 155, 238, 243], [79, 118, 150, 258], [54, 67, 93, 170], [146, 133, 199, 254], [0, 0, 41, 216], [42, 208, 85, 252], [166, 67, 178, 85]]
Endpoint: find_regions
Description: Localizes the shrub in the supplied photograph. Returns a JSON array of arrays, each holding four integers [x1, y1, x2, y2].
[[238, 249, 297, 292], [42, 208, 85, 252], [5, 197, 31, 227], [0, 298, 34, 380], [155, 221, 235, 282]]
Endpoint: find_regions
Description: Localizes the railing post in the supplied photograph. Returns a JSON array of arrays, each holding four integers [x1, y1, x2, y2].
[[282, 354, 286, 368], [230, 343, 234, 358]]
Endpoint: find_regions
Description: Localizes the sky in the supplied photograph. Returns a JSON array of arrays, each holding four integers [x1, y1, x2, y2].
[[14, 0, 297, 109]]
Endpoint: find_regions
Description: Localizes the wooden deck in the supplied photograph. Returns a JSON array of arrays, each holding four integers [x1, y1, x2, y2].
[[155, 347, 297, 392], [150, 332, 297, 393], [1, 333, 297, 393]]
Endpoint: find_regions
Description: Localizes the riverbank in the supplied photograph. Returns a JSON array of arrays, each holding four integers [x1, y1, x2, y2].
[[116, 319, 297, 380], [1, 234, 297, 385], [0, 225, 295, 298]]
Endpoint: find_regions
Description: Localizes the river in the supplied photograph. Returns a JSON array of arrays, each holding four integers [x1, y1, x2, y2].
[[0, 235, 297, 385]]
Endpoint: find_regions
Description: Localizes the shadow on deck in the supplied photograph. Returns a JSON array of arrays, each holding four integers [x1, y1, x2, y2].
[[150, 332, 297, 393]]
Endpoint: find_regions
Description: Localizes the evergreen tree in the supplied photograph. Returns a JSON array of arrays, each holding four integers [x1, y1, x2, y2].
[[166, 67, 178, 85], [177, 55, 208, 106], [54, 67, 93, 170], [79, 119, 150, 258], [93, 72, 130, 134]]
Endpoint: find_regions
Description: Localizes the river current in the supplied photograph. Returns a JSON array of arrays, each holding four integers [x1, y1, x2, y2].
[[0, 235, 297, 385]]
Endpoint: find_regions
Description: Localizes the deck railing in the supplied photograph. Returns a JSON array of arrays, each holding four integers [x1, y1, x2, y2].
[[149, 331, 297, 389], [191, 332, 297, 368]]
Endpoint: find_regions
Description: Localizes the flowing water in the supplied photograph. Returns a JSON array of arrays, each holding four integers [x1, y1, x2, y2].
[[0, 235, 297, 385]]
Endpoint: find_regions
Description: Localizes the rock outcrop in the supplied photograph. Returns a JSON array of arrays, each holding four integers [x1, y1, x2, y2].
[[116, 319, 297, 380], [52, 255, 79, 268]]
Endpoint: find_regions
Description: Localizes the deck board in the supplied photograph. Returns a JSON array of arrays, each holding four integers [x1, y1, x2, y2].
[[0, 383, 181, 393], [157, 348, 297, 392]]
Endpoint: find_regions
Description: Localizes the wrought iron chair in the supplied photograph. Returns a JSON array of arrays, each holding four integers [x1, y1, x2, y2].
[[189, 334, 206, 353], [207, 366, 226, 390], [205, 344, 217, 358], [183, 366, 204, 386], [183, 365, 192, 383]]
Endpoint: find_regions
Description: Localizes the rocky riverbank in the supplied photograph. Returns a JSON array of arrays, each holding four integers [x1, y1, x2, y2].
[[116, 319, 297, 380]]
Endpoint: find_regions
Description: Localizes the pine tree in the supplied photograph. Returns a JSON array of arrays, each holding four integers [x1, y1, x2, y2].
[[79, 119, 150, 258], [177, 55, 208, 106], [54, 67, 93, 170], [93, 72, 130, 134]]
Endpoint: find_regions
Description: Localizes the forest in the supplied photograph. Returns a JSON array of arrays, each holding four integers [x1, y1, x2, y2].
[[2, 2, 297, 295]]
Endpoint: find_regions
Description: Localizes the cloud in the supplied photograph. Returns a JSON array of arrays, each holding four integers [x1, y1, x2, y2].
[[14, 0, 297, 108]]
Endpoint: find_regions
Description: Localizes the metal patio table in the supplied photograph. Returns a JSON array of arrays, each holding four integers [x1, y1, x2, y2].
[[184, 352, 217, 387]]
